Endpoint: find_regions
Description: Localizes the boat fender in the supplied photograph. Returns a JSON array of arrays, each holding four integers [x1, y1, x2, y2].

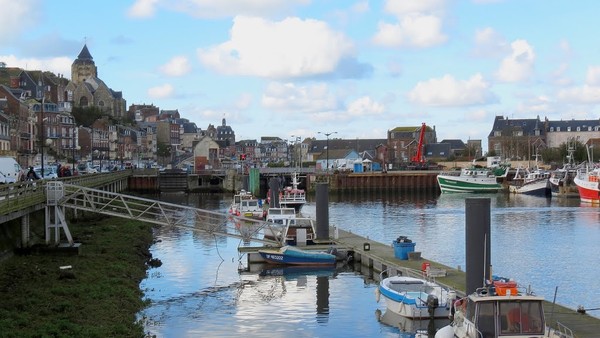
[[375, 287, 380, 303], [236, 211, 240, 216]]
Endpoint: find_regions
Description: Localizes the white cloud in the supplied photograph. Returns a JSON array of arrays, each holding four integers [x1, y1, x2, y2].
[[235, 93, 253, 109], [383, 0, 446, 16], [0, 54, 71, 75], [408, 73, 497, 106], [557, 85, 600, 104], [148, 83, 174, 99], [472, 27, 509, 58], [261, 82, 338, 113], [198, 16, 354, 79], [127, 0, 159, 18], [373, 14, 446, 48], [0, 0, 39, 44], [159, 56, 191, 77], [346, 96, 385, 116], [495, 39, 535, 83], [585, 66, 600, 86], [154, 0, 309, 19]]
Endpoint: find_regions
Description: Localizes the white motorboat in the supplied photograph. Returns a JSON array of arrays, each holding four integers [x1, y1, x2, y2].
[[375, 271, 455, 319]]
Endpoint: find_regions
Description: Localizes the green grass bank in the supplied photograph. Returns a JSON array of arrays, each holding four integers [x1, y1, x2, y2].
[[0, 215, 154, 338]]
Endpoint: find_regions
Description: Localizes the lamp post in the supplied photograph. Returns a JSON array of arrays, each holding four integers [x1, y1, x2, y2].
[[40, 95, 45, 175], [318, 131, 337, 172], [291, 135, 301, 168]]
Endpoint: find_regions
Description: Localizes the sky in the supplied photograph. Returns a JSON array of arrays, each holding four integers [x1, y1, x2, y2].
[[2, 0, 600, 150]]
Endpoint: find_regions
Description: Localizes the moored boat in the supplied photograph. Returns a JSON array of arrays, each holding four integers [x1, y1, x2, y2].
[[263, 207, 317, 245], [508, 167, 551, 196], [573, 167, 600, 204], [431, 279, 574, 338], [437, 165, 508, 193], [258, 245, 336, 265], [229, 190, 266, 219], [375, 270, 455, 320], [279, 172, 306, 212]]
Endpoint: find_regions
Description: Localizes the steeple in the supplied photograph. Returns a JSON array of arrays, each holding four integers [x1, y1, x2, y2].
[[77, 44, 93, 61], [71, 44, 97, 84]]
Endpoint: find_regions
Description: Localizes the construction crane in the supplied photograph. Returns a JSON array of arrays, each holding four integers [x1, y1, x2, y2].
[[411, 123, 427, 164]]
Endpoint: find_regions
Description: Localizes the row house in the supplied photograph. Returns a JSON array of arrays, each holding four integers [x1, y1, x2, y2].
[[135, 122, 158, 165], [259, 137, 288, 164], [387, 124, 437, 166], [488, 116, 547, 160]]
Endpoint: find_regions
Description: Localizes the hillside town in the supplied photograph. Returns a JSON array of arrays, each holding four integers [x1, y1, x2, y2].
[[2, 45, 600, 174]]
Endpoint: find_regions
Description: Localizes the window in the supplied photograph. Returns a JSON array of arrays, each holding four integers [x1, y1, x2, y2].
[[514, 131, 523, 136], [557, 127, 561, 132], [567, 127, 571, 132], [494, 131, 501, 137], [499, 301, 544, 334], [550, 127, 554, 132]]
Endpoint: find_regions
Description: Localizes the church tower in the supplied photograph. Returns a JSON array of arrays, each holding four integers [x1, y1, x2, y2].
[[71, 44, 97, 84]]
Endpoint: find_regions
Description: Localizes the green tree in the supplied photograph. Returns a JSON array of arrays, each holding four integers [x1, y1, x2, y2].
[[157, 142, 172, 166]]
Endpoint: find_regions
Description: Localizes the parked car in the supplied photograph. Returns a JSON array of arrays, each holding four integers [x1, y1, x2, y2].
[[76, 163, 98, 174], [34, 167, 58, 180]]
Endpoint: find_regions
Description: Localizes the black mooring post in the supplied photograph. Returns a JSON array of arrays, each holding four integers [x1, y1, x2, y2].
[[268, 178, 280, 208], [465, 197, 491, 295], [315, 182, 329, 240]]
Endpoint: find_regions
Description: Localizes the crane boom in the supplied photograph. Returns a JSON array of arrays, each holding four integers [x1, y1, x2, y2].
[[411, 123, 426, 163]]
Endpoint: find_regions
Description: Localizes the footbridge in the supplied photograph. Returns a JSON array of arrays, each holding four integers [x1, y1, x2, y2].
[[44, 182, 283, 247]]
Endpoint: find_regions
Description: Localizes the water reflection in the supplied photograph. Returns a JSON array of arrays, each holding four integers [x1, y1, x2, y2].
[[140, 191, 600, 337], [375, 308, 450, 337]]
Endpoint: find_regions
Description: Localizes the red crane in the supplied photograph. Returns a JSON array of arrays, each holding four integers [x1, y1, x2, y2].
[[411, 123, 426, 163]]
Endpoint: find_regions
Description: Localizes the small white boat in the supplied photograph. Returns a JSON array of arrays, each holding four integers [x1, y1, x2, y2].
[[432, 280, 574, 338], [229, 190, 266, 219], [375, 272, 455, 319], [263, 207, 317, 245]]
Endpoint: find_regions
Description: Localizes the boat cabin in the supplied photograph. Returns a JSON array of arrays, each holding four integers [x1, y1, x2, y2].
[[264, 207, 316, 245], [460, 290, 545, 337]]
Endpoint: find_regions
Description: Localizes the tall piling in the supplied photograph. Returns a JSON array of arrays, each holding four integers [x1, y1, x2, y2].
[[268, 178, 280, 208], [465, 197, 491, 295], [315, 182, 329, 240]]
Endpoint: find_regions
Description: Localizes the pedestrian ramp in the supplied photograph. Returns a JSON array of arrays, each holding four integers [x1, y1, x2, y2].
[[46, 182, 282, 246]]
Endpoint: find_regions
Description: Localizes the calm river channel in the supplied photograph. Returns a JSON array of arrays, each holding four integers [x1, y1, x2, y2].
[[138, 191, 600, 337]]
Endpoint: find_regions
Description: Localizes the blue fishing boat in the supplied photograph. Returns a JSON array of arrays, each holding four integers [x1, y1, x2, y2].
[[258, 246, 336, 265]]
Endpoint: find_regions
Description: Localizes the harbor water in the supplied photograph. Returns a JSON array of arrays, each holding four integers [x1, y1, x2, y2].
[[138, 192, 600, 337]]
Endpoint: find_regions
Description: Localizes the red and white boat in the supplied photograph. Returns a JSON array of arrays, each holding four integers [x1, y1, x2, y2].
[[574, 167, 600, 204]]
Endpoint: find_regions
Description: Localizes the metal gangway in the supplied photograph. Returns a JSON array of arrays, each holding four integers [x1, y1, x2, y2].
[[45, 181, 284, 247]]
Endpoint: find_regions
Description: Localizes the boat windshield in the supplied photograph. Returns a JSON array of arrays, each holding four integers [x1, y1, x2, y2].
[[498, 301, 544, 335]]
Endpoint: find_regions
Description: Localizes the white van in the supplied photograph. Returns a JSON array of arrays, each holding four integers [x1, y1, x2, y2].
[[0, 157, 23, 183]]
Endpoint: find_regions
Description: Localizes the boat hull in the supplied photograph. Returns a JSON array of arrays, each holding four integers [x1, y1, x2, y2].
[[508, 180, 551, 196], [437, 175, 502, 193], [574, 176, 600, 204], [258, 247, 336, 266]]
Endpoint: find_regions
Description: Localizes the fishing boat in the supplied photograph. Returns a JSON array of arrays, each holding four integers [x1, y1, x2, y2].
[[508, 167, 551, 196], [431, 279, 574, 338], [278, 172, 306, 212], [548, 142, 580, 198], [375, 270, 455, 319], [229, 190, 266, 219], [573, 167, 600, 204], [437, 164, 509, 193], [573, 145, 600, 204], [263, 207, 317, 245], [258, 245, 336, 265]]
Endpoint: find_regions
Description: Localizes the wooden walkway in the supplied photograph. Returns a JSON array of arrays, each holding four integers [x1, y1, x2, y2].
[[333, 228, 600, 338]]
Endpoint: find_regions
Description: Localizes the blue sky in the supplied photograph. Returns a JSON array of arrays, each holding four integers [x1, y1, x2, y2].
[[2, 0, 600, 149]]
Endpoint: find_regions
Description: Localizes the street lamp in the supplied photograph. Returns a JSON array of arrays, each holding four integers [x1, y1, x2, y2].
[[318, 131, 337, 172], [291, 135, 301, 168]]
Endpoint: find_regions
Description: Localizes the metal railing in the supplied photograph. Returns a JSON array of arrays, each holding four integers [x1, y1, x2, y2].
[[57, 183, 283, 245]]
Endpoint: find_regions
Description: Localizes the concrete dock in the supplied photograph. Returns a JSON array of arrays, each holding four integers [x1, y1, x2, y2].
[[332, 227, 600, 338]]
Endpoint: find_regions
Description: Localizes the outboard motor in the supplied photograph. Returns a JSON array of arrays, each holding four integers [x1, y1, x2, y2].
[[427, 294, 439, 319]]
